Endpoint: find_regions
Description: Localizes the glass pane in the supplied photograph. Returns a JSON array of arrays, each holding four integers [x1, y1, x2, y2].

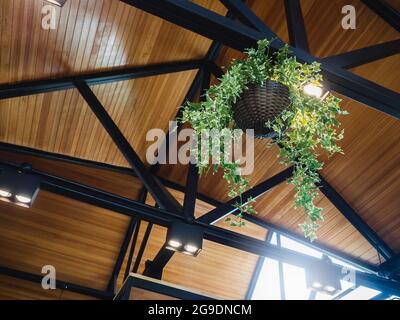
[[251, 258, 281, 300], [280, 236, 322, 259], [282, 263, 311, 300], [339, 286, 380, 300]]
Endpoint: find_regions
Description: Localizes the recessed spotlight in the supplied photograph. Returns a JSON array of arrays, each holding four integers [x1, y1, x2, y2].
[[0, 164, 40, 208], [184, 244, 199, 254], [312, 281, 322, 289], [15, 195, 32, 204], [0, 189, 12, 198], [165, 222, 203, 257], [325, 285, 336, 293], [168, 239, 182, 248]]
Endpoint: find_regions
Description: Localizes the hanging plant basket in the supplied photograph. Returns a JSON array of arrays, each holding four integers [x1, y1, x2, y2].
[[233, 80, 291, 138], [182, 40, 347, 240]]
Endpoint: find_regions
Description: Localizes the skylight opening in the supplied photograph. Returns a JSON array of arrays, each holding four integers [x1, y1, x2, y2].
[[250, 232, 386, 300]]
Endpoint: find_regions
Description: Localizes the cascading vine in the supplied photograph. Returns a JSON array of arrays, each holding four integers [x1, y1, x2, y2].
[[181, 39, 347, 241]]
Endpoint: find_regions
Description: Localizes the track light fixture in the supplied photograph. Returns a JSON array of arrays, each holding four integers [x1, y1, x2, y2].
[[0, 164, 40, 208], [165, 222, 203, 257], [306, 255, 342, 295]]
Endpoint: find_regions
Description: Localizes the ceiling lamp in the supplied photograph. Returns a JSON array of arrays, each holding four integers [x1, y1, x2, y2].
[[303, 83, 323, 98], [165, 222, 203, 257], [0, 164, 40, 208], [306, 255, 342, 295], [45, 0, 67, 7]]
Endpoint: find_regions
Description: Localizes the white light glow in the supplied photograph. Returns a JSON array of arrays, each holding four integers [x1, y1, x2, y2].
[[325, 285, 336, 293], [312, 282, 322, 289], [339, 286, 381, 300], [168, 239, 182, 248], [0, 189, 12, 198], [15, 195, 31, 204], [304, 84, 323, 98], [184, 244, 199, 253]]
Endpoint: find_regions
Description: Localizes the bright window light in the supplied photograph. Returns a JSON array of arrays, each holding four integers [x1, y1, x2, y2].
[[283, 263, 310, 300], [280, 236, 323, 259], [339, 286, 381, 300], [251, 258, 281, 300], [250, 232, 386, 300]]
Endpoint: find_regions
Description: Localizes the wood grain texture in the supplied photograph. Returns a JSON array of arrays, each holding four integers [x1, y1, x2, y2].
[[0, 0, 399, 299]]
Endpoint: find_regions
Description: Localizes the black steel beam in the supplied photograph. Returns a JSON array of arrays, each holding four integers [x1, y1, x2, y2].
[[123, 219, 141, 281], [1, 160, 399, 295], [132, 222, 153, 274], [332, 287, 357, 300], [362, 0, 400, 32], [322, 39, 400, 69], [107, 217, 139, 293], [119, 0, 267, 52], [243, 213, 378, 273], [0, 266, 113, 300], [219, 0, 277, 38], [183, 163, 199, 220], [379, 254, 400, 276], [116, 275, 215, 300], [145, 65, 212, 274], [123, 189, 147, 281], [318, 175, 395, 261], [121, 0, 400, 119], [284, 0, 309, 51], [0, 59, 203, 101], [74, 80, 182, 214], [0, 145, 380, 273], [198, 167, 293, 224]]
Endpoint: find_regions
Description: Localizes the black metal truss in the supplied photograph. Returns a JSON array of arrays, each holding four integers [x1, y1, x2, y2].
[[120, 0, 400, 119], [107, 217, 139, 293], [74, 80, 182, 214], [219, 0, 276, 38], [115, 274, 215, 300], [123, 217, 141, 281], [108, 188, 147, 292], [199, 167, 293, 224], [0, 0, 399, 299], [1, 159, 399, 297], [362, 0, 400, 33], [322, 39, 400, 69], [144, 64, 213, 278], [379, 254, 400, 278], [0, 59, 203, 100], [0, 266, 113, 300], [0, 142, 386, 273], [318, 175, 395, 261], [284, 0, 309, 51]]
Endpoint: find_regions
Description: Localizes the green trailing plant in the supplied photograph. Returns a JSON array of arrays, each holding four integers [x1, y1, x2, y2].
[[181, 39, 347, 240]]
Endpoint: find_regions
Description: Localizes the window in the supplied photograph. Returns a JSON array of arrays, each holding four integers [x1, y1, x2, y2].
[[250, 233, 383, 300]]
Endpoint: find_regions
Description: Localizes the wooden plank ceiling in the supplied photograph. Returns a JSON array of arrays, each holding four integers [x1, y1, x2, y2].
[[0, 0, 399, 299]]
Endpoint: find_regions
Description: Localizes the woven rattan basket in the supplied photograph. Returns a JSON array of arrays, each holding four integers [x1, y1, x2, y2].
[[233, 80, 291, 138]]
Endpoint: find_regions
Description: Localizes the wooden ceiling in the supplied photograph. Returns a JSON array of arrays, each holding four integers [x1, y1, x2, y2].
[[0, 0, 399, 299]]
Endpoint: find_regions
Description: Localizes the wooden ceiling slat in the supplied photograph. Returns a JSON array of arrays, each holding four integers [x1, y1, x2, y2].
[[0, 0, 399, 299]]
